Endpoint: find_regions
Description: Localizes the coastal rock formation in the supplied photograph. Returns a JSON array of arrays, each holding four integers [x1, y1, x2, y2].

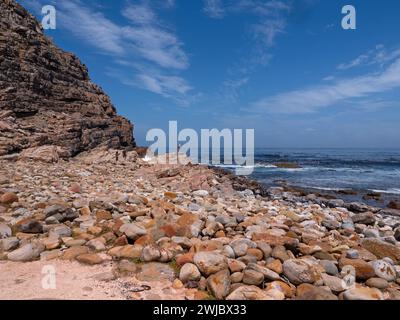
[[0, 0, 135, 158]]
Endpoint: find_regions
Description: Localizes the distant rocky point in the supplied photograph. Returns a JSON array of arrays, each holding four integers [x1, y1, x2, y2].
[[0, 0, 135, 159]]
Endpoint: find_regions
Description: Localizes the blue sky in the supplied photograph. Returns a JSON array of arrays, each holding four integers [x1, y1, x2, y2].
[[20, 0, 400, 148]]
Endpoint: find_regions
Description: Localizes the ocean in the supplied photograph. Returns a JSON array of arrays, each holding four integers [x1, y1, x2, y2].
[[212, 148, 400, 198]]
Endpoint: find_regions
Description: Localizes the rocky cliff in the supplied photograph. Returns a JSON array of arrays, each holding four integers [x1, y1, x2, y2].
[[0, 0, 135, 158]]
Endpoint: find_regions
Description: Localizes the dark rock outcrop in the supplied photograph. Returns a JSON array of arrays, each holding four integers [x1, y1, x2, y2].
[[0, 0, 135, 158]]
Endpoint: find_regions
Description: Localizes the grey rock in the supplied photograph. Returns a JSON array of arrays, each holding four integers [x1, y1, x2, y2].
[[193, 251, 228, 276], [346, 249, 359, 259], [365, 277, 389, 289], [7, 242, 44, 262], [283, 259, 317, 285], [193, 190, 209, 197], [242, 269, 264, 285], [207, 269, 231, 300], [351, 212, 376, 225], [188, 203, 201, 211], [49, 225, 72, 238], [319, 260, 339, 276], [119, 223, 147, 240], [230, 238, 256, 257], [0, 237, 19, 251], [363, 229, 380, 238], [179, 263, 201, 283], [371, 259, 396, 282], [141, 245, 161, 262], [257, 242, 272, 259], [0, 223, 11, 239]]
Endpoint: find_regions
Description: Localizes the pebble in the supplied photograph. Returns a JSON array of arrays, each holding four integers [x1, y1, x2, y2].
[[365, 277, 389, 289], [207, 269, 231, 300], [283, 259, 317, 285], [230, 272, 243, 283], [226, 285, 270, 300], [362, 238, 400, 263], [76, 253, 103, 265], [0, 237, 19, 251], [180, 263, 201, 283], [0, 192, 18, 204], [119, 223, 147, 240], [49, 225, 71, 238], [193, 190, 209, 197], [319, 260, 339, 276], [7, 242, 44, 262], [296, 284, 338, 300], [141, 245, 161, 262], [371, 259, 397, 282], [193, 251, 228, 276], [15, 219, 43, 234], [343, 285, 384, 300], [0, 223, 12, 239], [321, 273, 348, 292], [346, 249, 359, 259], [242, 269, 264, 286]]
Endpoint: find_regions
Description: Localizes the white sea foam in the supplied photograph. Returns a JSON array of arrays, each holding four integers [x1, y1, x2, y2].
[[370, 188, 400, 195]]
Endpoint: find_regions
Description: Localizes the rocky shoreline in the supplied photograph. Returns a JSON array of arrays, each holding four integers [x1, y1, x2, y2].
[[1, 148, 400, 300]]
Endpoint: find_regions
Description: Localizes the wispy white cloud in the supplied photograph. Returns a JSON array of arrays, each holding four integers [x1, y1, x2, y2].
[[221, 77, 249, 103], [337, 44, 400, 70], [59, 0, 125, 55], [204, 0, 225, 18], [122, 4, 156, 25], [323, 76, 335, 81], [106, 65, 194, 107], [203, 0, 291, 103], [204, 0, 291, 48], [251, 56, 400, 114], [21, 0, 193, 103], [252, 17, 287, 47]]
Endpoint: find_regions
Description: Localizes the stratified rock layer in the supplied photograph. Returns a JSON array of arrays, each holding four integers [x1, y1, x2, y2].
[[0, 0, 135, 157]]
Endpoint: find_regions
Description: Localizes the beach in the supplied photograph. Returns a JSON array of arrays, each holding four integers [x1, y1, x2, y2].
[[1, 148, 400, 300]]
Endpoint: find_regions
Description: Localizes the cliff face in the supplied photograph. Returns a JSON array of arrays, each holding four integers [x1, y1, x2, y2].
[[0, 0, 135, 157]]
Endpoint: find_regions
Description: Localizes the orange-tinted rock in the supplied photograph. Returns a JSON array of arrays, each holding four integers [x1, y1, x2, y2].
[[296, 284, 338, 300], [339, 257, 375, 280], [247, 248, 264, 260], [114, 235, 129, 246], [108, 245, 143, 259], [0, 192, 18, 204], [62, 246, 89, 260], [79, 206, 91, 216], [193, 291, 211, 300], [96, 210, 112, 221], [88, 226, 103, 236], [265, 281, 296, 298], [112, 219, 124, 235], [266, 259, 283, 274], [252, 233, 298, 248], [176, 252, 195, 266], [76, 253, 103, 265], [69, 183, 81, 193], [160, 224, 179, 237], [361, 239, 400, 263], [164, 192, 178, 199], [135, 235, 154, 246], [215, 230, 225, 238]]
